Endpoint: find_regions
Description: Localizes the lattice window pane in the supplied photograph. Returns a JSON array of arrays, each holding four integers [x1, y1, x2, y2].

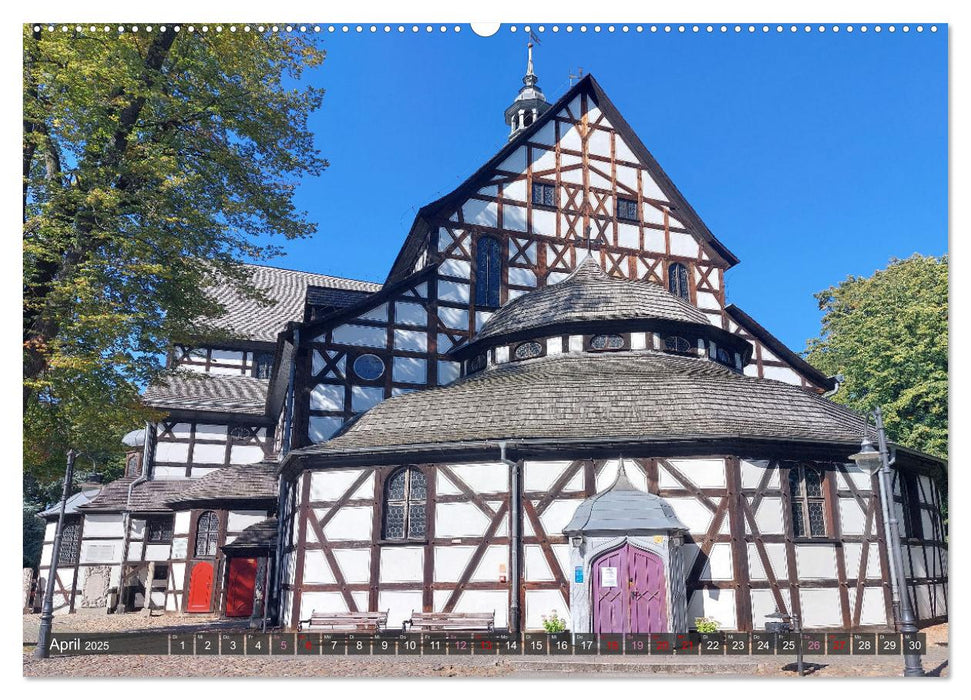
[[804, 468, 822, 497], [791, 505, 807, 538], [808, 502, 826, 537], [408, 504, 426, 538], [386, 471, 407, 500], [409, 470, 426, 500], [788, 468, 802, 498], [385, 505, 405, 540], [58, 521, 81, 566], [514, 341, 543, 360]]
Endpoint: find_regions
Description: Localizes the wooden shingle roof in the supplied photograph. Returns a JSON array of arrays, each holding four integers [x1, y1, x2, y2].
[[142, 373, 269, 416], [79, 477, 188, 513], [165, 461, 278, 508], [295, 351, 872, 456]]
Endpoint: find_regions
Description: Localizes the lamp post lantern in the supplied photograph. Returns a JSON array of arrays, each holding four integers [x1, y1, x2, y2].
[[34, 451, 103, 660], [849, 406, 924, 677]]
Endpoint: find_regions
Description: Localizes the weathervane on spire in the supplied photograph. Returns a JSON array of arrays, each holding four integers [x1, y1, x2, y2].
[[569, 67, 585, 86]]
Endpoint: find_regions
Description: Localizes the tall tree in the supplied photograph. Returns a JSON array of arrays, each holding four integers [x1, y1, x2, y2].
[[805, 254, 948, 460], [23, 25, 327, 478]]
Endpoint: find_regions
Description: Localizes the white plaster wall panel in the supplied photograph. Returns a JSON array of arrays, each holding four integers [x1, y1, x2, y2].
[[540, 499, 582, 535], [507, 266, 537, 287], [130, 519, 146, 540], [921, 510, 935, 539], [696, 291, 722, 311], [668, 459, 726, 488], [750, 589, 792, 630], [498, 147, 527, 173], [331, 323, 387, 349], [507, 289, 526, 302], [378, 591, 424, 629], [615, 164, 638, 192], [503, 178, 527, 202], [437, 334, 456, 354], [525, 544, 553, 581], [762, 365, 802, 384], [438, 360, 461, 385], [743, 365, 760, 378], [546, 336, 564, 355], [855, 587, 888, 626], [351, 385, 385, 413], [504, 205, 528, 232], [509, 238, 537, 264], [630, 332, 647, 350], [747, 543, 788, 580], [80, 542, 120, 564], [696, 267, 721, 290], [795, 545, 838, 579], [192, 442, 225, 464], [533, 120, 556, 146], [310, 383, 344, 412], [487, 503, 509, 537], [321, 507, 372, 541], [839, 498, 867, 536], [170, 423, 192, 439], [393, 329, 427, 353], [643, 204, 665, 226], [525, 589, 569, 631], [908, 547, 927, 578], [227, 511, 266, 533], [128, 542, 143, 560], [439, 280, 470, 304], [547, 271, 570, 285], [754, 497, 785, 535], [142, 543, 171, 562], [687, 589, 737, 630], [394, 301, 427, 327], [665, 498, 714, 534], [454, 590, 509, 628], [588, 170, 613, 192], [842, 542, 865, 580], [174, 511, 191, 535], [171, 538, 188, 560], [478, 184, 498, 198], [393, 356, 427, 384], [524, 461, 567, 492], [471, 545, 510, 582], [596, 460, 620, 490], [552, 544, 572, 581], [668, 232, 699, 259], [799, 588, 843, 627], [668, 214, 686, 229], [624, 464, 649, 492], [300, 591, 348, 619], [495, 346, 510, 363], [353, 303, 387, 323], [657, 463, 683, 490], [918, 475, 934, 505], [438, 258, 472, 279], [436, 503, 490, 538], [448, 463, 508, 494], [588, 128, 611, 158], [436, 471, 462, 496], [155, 441, 190, 464], [617, 223, 639, 249], [531, 208, 557, 237], [694, 543, 733, 581], [462, 199, 498, 228], [560, 118, 582, 151], [380, 547, 424, 583], [303, 550, 337, 584], [740, 460, 770, 489], [195, 423, 228, 440], [437, 305, 468, 330], [309, 416, 342, 443], [568, 335, 584, 353], [230, 444, 265, 464], [615, 135, 638, 163], [332, 549, 371, 584], [434, 546, 475, 582], [564, 468, 585, 492], [82, 514, 125, 539]]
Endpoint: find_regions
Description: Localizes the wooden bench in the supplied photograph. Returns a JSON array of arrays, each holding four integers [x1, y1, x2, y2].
[[403, 611, 495, 633], [298, 610, 389, 633]]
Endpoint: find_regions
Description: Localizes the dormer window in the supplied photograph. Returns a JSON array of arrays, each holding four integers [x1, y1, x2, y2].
[[617, 198, 639, 222], [532, 182, 556, 207]]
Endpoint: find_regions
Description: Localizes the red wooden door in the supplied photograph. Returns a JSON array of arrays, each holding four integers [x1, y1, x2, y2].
[[592, 544, 667, 634], [187, 561, 214, 613], [225, 558, 257, 618]]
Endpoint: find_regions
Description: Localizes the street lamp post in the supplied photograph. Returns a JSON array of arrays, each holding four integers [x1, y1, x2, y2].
[[34, 451, 103, 660], [849, 406, 924, 677]]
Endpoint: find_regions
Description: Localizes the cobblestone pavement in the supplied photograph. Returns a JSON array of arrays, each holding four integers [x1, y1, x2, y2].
[[23, 612, 249, 643]]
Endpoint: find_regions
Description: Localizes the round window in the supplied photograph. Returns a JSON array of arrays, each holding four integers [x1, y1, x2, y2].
[[353, 353, 385, 381], [514, 341, 543, 361], [664, 336, 692, 354], [590, 334, 625, 351]]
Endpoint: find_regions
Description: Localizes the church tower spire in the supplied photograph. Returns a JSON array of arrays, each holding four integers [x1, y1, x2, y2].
[[504, 42, 551, 140]]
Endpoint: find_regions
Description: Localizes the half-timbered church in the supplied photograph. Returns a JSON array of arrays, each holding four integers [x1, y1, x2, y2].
[[37, 49, 947, 636]]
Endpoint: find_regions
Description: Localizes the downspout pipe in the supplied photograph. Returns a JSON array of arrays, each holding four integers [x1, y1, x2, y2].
[[271, 327, 299, 628], [498, 441, 522, 635], [117, 422, 154, 612]]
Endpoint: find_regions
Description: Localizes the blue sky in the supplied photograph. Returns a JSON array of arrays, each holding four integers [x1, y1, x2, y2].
[[265, 25, 947, 353]]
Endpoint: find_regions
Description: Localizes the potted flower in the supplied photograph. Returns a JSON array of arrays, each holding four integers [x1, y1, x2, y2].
[[541, 610, 567, 634]]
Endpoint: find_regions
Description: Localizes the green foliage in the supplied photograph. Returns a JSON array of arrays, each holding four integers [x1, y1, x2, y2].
[[541, 610, 567, 633], [804, 255, 948, 462], [694, 616, 720, 633], [23, 26, 327, 477]]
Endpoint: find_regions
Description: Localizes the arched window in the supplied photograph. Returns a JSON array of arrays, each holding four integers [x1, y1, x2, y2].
[[194, 511, 220, 557], [513, 341, 543, 361], [715, 347, 734, 367], [663, 336, 693, 354], [475, 236, 502, 308], [383, 467, 427, 540], [668, 262, 690, 300], [788, 465, 826, 538], [590, 334, 626, 351]]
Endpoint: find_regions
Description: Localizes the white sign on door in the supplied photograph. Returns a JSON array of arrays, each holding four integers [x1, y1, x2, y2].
[[601, 567, 618, 588]]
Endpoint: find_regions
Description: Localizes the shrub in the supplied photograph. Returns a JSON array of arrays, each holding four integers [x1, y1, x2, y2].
[[541, 610, 567, 633], [695, 616, 720, 633]]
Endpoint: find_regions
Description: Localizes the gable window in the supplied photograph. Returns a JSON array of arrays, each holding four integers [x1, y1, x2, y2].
[[589, 334, 626, 351], [383, 467, 427, 540], [474, 236, 502, 308], [58, 519, 81, 566], [617, 197, 639, 222], [789, 465, 827, 538], [253, 352, 274, 379], [668, 262, 690, 300], [194, 511, 220, 557], [147, 516, 174, 543], [532, 182, 556, 207], [901, 472, 925, 539], [663, 336, 693, 355]]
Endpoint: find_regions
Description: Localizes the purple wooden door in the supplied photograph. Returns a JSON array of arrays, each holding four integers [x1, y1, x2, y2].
[[592, 544, 667, 634]]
